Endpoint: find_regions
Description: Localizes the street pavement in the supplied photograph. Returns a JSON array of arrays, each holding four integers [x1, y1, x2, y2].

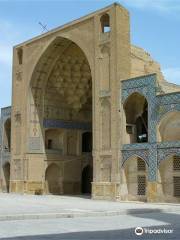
[[0, 193, 180, 239], [0, 193, 180, 219], [0, 213, 179, 239]]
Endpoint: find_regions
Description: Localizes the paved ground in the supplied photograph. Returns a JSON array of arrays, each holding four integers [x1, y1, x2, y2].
[[0, 213, 179, 239], [0, 193, 180, 239], [0, 193, 180, 218]]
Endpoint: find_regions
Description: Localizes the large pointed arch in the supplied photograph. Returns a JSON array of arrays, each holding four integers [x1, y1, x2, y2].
[[30, 36, 93, 94], [29, 36, 93, 196], [28, 36, 93, 153]]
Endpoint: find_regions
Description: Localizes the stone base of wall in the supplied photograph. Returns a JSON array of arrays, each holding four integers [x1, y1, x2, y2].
[[92, 182, 120, 200], [9, 180, 180, 203], [147, 181, 162, 202], [26, 181, 44, 194], [63, 181, 81, 195], [147, 182, 180, 203], [118, 194, 147, 202], [10, 181, 25, 193], [0, 179, 10, 193], [117, 183, 146, 201], [10, 181, 43, 194], [10, 180, 81, 195]]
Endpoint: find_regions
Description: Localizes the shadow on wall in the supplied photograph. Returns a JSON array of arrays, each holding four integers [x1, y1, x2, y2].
[[2, 162, 10, 193]]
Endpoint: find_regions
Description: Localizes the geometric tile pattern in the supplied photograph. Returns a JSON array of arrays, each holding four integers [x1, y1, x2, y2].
[[43, 119, 92, 130], [122, 73, 157, 143], [121, 73, 180, 181], [148, 143, 157, 181], [121, 74, 157, 181], [157, 92, 180, 123]]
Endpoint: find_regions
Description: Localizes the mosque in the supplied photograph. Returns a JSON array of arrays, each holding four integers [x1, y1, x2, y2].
[[0, 3, 180, 202]]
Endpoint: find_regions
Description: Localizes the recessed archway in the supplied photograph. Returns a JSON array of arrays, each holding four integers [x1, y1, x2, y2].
[[122, 156, 147, 201], [45, 163, 62, 195], [45, 129, 63, 153], [30, 37, 93, 196], [123, 92, 148, 144]]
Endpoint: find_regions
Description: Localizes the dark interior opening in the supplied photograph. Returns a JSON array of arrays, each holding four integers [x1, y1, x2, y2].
[[81, 165, 93, 194], [47, 139, 52, 149], [82, 132, 92, 152]]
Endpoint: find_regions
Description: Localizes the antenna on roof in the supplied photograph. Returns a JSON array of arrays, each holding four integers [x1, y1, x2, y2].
[[38, 22, 49, 33]]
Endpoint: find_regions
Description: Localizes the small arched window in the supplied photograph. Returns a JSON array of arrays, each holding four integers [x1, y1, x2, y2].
[[100, 13, 110, 33]]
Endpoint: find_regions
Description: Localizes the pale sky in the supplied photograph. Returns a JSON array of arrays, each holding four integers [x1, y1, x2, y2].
[[0, 0, 180, 109]]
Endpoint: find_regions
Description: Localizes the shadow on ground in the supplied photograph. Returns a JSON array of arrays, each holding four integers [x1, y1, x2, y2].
[[49, 194, 91, 199], [0, 212, 180, 240], [0, 224, 178, 240], [131, 210, 180, 223]]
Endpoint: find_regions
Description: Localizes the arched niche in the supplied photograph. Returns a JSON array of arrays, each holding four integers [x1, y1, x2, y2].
[[4, 118, 11, 152], [45, 129, 63, 153], [101, 99, 111, 149], [157, 111, 180, 142], [67, 130, 78, 156], [45, 163, 62, 195], [122, 155, 147, 201], [100, 13, 110, 33], [123, 92, 148, 144]]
